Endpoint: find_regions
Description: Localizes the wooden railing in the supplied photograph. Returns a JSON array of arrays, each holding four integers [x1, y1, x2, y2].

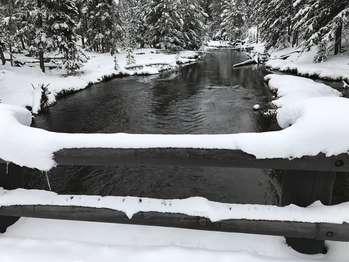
[[1, 148, 349, 255]]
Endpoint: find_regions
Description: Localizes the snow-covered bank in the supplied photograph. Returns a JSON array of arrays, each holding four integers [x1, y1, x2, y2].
[[205, 40, 232, 49], [3, 218, 347, 262], [0, 49, 200, 113], [266, 48, 349, 82], [1, 188, 349, 224], [0, 74, 347, 171]]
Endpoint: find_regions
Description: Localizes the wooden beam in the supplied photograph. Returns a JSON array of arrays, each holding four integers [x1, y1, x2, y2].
[[0, 205, 348, 241], [1, 148, 348, 172], [52, 148, 349, 173]]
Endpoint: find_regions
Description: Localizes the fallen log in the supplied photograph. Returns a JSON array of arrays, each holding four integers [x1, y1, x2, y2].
[[233, 59, 257, 68]]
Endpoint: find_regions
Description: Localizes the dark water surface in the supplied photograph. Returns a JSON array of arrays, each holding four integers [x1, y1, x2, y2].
[[32, 50, 280, 205]]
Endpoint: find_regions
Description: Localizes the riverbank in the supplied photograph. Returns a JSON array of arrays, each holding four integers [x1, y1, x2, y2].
[[0, 49, 200, 114], [266, 47, 349, 82], [0, 74, 344, 171]]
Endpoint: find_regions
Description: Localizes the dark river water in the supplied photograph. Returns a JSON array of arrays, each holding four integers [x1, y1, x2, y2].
[[29, 49, 281, 205]]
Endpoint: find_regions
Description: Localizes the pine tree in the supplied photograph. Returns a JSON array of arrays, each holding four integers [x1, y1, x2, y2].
[[181, 0, 207, 50], [119, 0, 136, 65], [144, 0, 185, 50], [207, 0, 225, 39], [75, 0, 89, 49], [220, 0, 246, 41], [256, 0, 294, 49], [0, 0, 18, 66], [293, 0, 349, 59], [84, 0, 120, 53], [121, 0, 147, 49], [0, 1, 6, 65]]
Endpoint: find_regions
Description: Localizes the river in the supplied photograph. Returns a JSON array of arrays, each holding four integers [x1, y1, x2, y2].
[[29, 49, 280, 205]]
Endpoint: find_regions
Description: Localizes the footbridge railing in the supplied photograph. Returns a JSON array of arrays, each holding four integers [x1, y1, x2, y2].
[[1, 148, 349, 255]]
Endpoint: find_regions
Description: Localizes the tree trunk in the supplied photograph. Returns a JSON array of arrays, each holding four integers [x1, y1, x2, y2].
[[20, 36, 26, 50], [37, 0, 45, 73], [9, 45, 13, 67], [0, 45, 5, 65], [39, 50, 45, 73], [81, 36, 85, 49], [8, 0, 14, 67], [292, 30, 299, 47], [334, 22, 342, 55]]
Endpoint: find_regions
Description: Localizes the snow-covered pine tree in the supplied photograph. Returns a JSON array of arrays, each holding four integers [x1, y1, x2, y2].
[[255, 0, 294, 50], [181, 0, 207, 50], [119, 0, 136, 65], [293, 0, 349, 61], [120, 0, 147, 49], [0, 0, 19, 66], [85, 0, 119, 53], [207, 0, 225, 40], [0, 1, 6, 65], [75, 0, 89, 49], [144, 0, 185, 50], [220, 0, 246, 41], [39, 0, 84, 73]]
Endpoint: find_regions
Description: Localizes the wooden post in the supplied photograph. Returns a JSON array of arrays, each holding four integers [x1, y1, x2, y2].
[[281, 171, 336, 254]]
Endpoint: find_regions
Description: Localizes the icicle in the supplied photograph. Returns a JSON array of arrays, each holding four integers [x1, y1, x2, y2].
[[44, 172, 52, 191], [6, 162, 9, 175]]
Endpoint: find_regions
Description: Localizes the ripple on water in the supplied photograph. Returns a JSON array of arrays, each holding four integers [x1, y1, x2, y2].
[[31, 50, 280, 205]]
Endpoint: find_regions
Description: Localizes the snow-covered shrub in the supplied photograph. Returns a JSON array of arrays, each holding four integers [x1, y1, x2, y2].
[[314, 41, 329, 63], [63, 44, 87, 75], [32, 84, 51, 114]]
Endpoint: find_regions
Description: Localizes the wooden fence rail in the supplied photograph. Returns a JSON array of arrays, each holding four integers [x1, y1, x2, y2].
[[53, 148, 349, 172], [0, 148, 348, 172], [1, 147, 349, 254], [0, 205, 348, 242]]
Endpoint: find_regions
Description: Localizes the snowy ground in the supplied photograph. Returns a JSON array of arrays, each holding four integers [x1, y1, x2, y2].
[[0, 218, 347, 262], [266, 47, 349, 82], [0, 49, 199, 113]]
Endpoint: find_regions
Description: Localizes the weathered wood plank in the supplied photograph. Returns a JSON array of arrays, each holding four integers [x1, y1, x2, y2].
[[52, 148, 349, 173], [1, 148, 349, 172], [0, 205, 348, 241]]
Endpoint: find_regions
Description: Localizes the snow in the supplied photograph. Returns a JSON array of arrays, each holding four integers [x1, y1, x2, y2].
[[265, 74, 342, 127], [1, 188, 349, 224], [253, 104, 261, 111], [0, 217, 347, 262], [266, 48, 349, 81], [206, 40, 232, 48], [0, 49, 200, 113], [0, 74, 348, 171]]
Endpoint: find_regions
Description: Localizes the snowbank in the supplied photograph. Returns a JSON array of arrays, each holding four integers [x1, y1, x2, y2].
[[205, 40, 232, 48], [0, 74, 347, 171], [265, 74, 342, 128], [0, 49, 200, 113], [4, 217, 347, 262], [1, 188, 349, 224], [266, 48, 349, 81]]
